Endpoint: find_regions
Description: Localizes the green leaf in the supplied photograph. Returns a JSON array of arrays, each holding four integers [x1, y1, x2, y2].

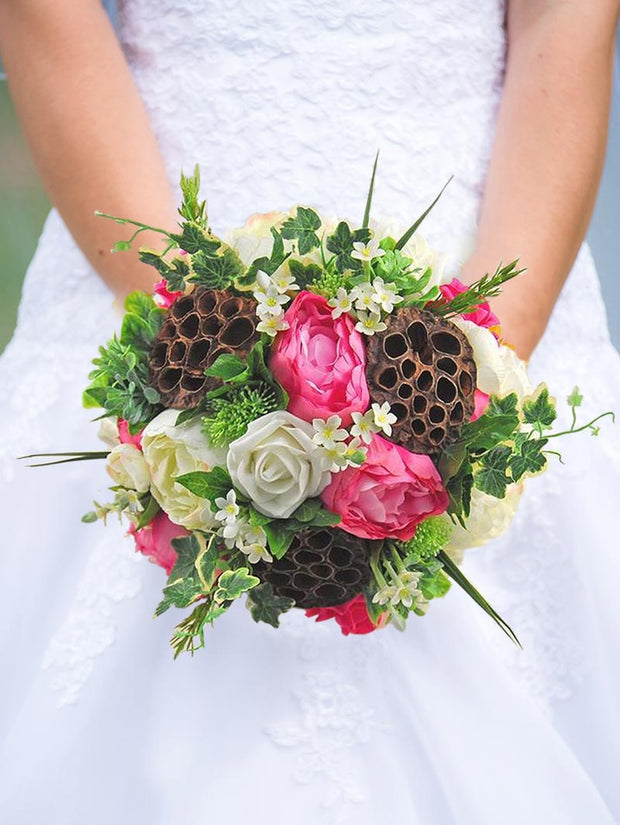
[[325, 221, 371, 272], [567, 386, 583, 408], [155, 577, 202, 615], [306, 508, 341, 527], [177, 165, 208, 225], [168, 534, 202, 582], [522, 385, 557, 430], [214, 567, 260, 603], [248, 506, 273, 527], [509, 437, 548, 481], [246, 582, 296, 628], [170, 222, 221, 256], [288, 259, 324, 291], [474, 446, 512, 498], [290, 498, 322, 523], [395, 177, 453, 251], [281, 206, 322, 255], [189, 245, 245, 290], [434, 260, 522, 318], [204, 353, 248, 381], [264, 520, 296, 559], [196, 540, 222, 587], [438, 550, 521, 647], [446, 457, 474, 525], [362, 150, 380, 229], [135, 494, 161, 529], [419, 569, 451, 599], [175, 466, 233, 500], [113, 240, 132, 252], [238, 228, 291, 288]]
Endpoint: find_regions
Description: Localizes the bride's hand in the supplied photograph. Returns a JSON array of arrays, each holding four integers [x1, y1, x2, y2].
[[0, 0, 178, 298]]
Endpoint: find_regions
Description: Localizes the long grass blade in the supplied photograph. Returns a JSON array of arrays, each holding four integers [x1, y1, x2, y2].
[[438, 550, 522, 647], [18, 451, 110, 467], [395, 176, 453, 250], [362, 150, 380, 229]]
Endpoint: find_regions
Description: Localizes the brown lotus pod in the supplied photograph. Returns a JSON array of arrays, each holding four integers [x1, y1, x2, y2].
[[148, 288, 260, 409], [254, 528, 371, 609], [365, 307, 477, 454]]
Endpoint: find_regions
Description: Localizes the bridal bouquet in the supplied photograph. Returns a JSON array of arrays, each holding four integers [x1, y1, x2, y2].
[[27, 165, 611, 656]]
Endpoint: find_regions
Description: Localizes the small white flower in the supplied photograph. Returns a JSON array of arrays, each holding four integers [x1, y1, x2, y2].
[[240, 542, 273, 564], [328, 287, 353, 319], [238, 523, 268, 548], [256, 315, 290, 337], [354, 311, 387, 336], [372, 402, 398, 437], [350, 282, 381, 314], [350, 410, 380, 444], [272, 271, 300, 294], [255, 285, 289, 314], [351, 239, 386, 262], [254, 270, 272, 293], [312, 415, 348, 447], [373, 585, 397, 605], [342, 437, 367, 468], [256, 301, 285, 320], [390, 571, 423, 609], [215, 489, 239, 523], [371, 277, 403, 313], [319, 441, 350, 473]]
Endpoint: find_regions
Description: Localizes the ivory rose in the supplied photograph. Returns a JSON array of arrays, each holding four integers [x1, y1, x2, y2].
[[443, 484, 524, 561], [270, 291, 369, 426], [131, 511, 188, 575], [225, 211, 289, 265], [321, 434, 449, 541], [227, 410, 330, 519], [106, 443, 150, 493], [141, 410, 227, 530]]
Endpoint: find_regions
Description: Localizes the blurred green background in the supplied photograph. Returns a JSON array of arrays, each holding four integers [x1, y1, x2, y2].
[[1, 70, 619, 354]]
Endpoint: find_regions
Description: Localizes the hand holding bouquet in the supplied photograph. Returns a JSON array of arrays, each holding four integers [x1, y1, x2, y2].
[[26, 163, 613, 656]]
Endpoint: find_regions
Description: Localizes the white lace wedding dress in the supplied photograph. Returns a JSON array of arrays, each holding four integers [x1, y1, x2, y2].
[[1, 1, 619, 822]]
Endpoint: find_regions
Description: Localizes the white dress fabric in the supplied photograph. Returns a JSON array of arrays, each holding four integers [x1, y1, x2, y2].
[[1, 1, 620, 822]]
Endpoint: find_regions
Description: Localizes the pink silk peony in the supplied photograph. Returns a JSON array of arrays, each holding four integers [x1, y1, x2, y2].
[[306, 594, 382, 636], [131, 511, 189, 575], [439, 278, 500, 331], [269, 291, 370, 426], [154, 279, 183, 309], [321, 434, 449, 541], [117, 418, 143, 449]]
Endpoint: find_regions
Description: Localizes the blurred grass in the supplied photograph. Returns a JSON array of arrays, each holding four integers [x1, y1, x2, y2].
[[0, 84, 50, 354]]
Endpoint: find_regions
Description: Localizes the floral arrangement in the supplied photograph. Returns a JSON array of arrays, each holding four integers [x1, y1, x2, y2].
[[25, 165, 612, 656]]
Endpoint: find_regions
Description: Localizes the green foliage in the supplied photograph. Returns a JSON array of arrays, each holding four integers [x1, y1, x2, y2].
[[246, 583, 295, 628], [214, 568, 260, 602], [373, 251, 440, 303], [120, 291, 165, 354], [155, 577, 202, 616], [169, 222, 220, 257], [83, 335, 161, 429], [202, 384, 279, 447], [395, 177, 452, 251], [567, 386, 583, 409], [435, 260, 522, 318], [509, 436, 548, 481], [177, 165, 208, 225], [238, 228, 291, 289], [281, 206, 322, 254], [169, 600, 228, 658], [522, 385, 557, 430], [205, 339, 289, 410], [325, 221, 371, 272], [189, 244, 245, 290], [362, 150, 380, 229], [138, 250, 190, 293], [402, 516, 452, 562], [474, 445, 512, 499], [306, 265, 350, 299], [250, 500, 341, 559], [175, 466, 236, 503]]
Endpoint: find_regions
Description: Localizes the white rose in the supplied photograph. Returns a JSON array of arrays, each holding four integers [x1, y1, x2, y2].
[[443, 484, 524, 562], [226, 211, 289, 265], [106, 443, 150, 493], [452, 318, 532, 400], [98, 417, 120, 448], [227, 411, 331, 519], [141, 410, 227, 530]]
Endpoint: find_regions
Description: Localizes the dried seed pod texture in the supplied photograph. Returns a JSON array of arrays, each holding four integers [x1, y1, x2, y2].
[[254, 528, 371, 609], [148, 288, 260, 409], [365, 307, 477, 453]]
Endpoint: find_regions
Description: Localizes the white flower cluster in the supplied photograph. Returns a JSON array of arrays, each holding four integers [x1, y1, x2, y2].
[[214, 489, 272, 563], [253, 270, 298, 337], [328, 275, 403, 336], [373, 570, 427, 611], [311, 404, 398, 472]]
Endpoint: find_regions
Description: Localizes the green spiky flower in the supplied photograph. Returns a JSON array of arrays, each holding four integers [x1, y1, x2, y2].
[[202, 384, 278, 447], [309, 268, 351, 300], [402, 516, 452, 561]]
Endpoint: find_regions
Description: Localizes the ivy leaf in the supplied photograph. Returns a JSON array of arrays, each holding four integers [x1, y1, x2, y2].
[[567, 386, 583, 408], [189, 245, 245, 290], [175, 466, 233, 500], [474, 446, 512, 499], [510, 437, 548, 481], [305, 508, 341, 528], [169, 222, 221, 256], [419, 569, 451, 600], [239, 228, 291, 288], [290, 498, 323, 523], [281, 206, 322, 254], [522, 385, 557, 430], [168, 534, 202, 582], [196, 541, 222, 586], [325, 221, 371, 272], [214, 567, 259, 603], [246, 582, 295, 628], [288, 259, 324, 291], [263, 521, 296, 559], [204, 353, 248, 381], [155, 577, 202, 616], [446, 456, 474, 525]]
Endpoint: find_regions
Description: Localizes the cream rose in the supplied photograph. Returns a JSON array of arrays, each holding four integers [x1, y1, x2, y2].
[[141, 410, 227, 530], [227, 411, 331, 519], [106, 443, 150, 493], [443, 484, 524, 562], [452, 318, 533, 399], [225, 211, 289, 265]]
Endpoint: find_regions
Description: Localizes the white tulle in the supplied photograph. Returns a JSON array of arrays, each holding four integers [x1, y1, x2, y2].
[[1, 1, 620, 822]]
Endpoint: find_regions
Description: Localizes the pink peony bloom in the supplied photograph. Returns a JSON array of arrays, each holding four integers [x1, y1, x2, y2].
[[321, 434, 449, 541], [306, 594, 382, 636], [439, 278, 500, 331], [118, 418, 143, 450], [131, 511, 189, 575], [154, 279, 183, 309], [269, 291, 369, 426], [471, 389, 490, 421]]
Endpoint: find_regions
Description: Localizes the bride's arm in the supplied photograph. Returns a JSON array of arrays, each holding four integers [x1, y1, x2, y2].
[[461, 0, 620, 360], [0, 0, 177, 297]]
